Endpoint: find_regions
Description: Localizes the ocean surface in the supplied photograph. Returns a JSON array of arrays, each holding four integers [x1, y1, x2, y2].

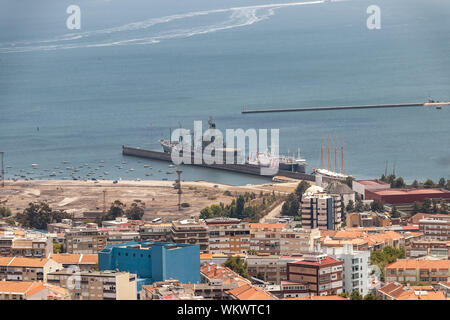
[[0, 0, 449, 185]]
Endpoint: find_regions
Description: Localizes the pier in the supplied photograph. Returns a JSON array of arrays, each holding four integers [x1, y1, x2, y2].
[[241, 101, 450, 114]]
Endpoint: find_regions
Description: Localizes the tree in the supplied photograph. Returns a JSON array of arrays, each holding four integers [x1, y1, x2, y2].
[[105, 200, 126, 221], [235, 195, 245, 219], [423, 179, 435, 189], [125, 201, 146, 220], [412, 201, 421, 214], [411, 180, 419, 188], [391, 205, 400, 218], [53, 242, 63, 254], [223, 257, 249, 279], [339, 292, 349, 298], [439, 202, 448, 214], [345, 176, 354, 188], [346, 200, 355, 213], [0, 206, 11, 217], [295, 181, 311, 202], [392, 177, 406, 188], [15, 202, 72, 230], [355, 200, 365, 213], [371, 199, 385, 213], [350, 290, 363, 300], [421, 198, 432, 213], [363, 293, 377, 300], [438, 178, 446, 188]]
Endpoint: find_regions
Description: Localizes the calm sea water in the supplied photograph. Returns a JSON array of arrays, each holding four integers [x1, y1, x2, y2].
[[0, 0, 449, 185]]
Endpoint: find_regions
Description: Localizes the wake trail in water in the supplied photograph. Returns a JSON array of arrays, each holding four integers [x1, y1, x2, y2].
[[0, 0, 347, 54]]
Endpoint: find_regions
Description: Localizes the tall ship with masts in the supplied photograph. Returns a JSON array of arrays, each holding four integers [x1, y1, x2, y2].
[[313, 134, 351, 181]]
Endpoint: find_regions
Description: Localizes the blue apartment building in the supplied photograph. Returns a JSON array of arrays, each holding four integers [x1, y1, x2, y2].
[[98, 241, 200, 290]]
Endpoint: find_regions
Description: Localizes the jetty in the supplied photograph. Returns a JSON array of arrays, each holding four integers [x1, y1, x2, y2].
[[241, 101, 450, 114]]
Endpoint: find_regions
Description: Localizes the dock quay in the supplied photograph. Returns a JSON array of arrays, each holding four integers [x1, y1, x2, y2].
[[122, 146, 317, 182], [242, 101, 450, 114]]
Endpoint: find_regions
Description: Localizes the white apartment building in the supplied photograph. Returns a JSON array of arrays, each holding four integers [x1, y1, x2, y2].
[[325, 244, 370, 296]]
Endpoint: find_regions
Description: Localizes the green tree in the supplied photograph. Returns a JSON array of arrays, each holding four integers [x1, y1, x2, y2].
[[423, 179, 435, 189], [438, 178, 446, 188], [53, 242, 63, 254], [346, 200, 355, 213], [371, 199, 385, 213], [412, 201, 421, 214], [439, 202, 448, 214], [411, 180, 419, 188], [15, 202, 72, 230], [391, 205, 400, 218], [345, 176, 355, 188], [363, 293, 377, 300], [223, 257, 249, 279], [421, 198, 432, 213], [355, 200, 365, 213], [350, 290, 363, 300], [392, 177, 406, 188], [105, 200, 126, 220], [125, 201, 146, 220], [339, 292, 349, 298], [235, 195, 245, 219], [295, 181, 311, 202], [0, 207, 11, 217]]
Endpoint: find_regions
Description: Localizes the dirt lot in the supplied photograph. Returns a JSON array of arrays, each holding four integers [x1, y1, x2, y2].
[[0, 179, 307, 222]]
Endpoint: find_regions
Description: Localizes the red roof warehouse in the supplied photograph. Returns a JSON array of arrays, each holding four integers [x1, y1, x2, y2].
[[365, 188, 450, 204]]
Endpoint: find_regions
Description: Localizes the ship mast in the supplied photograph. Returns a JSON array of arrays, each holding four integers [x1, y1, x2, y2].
[[340, 136, 344, 174], [334, 134, 337, 173], [320, 135, 324, 169], [327, 134, 330, 172]]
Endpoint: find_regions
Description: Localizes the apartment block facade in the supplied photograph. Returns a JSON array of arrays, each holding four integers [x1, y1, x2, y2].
[[286, 253, 344, 296], [301, 194, 342, 231], [47, 269, 137, 300]]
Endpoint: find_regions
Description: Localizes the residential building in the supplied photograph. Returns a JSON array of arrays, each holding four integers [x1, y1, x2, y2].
[[139, 223, 172, 242], [301, 189, 342, 231], [98, 241, 200, 290], [47, 269, 137, 300], [47, 222, 72, 234], [225, 283, 276, 300], [49, 253, 98, 271], [385, 259, 450, 285], [278, 280, 309, 298], [438, 281, 450, 298], [170, 219, 209, 252], [286, 253, 344, 296], [0, 231, 53, 258], [205, 218, 250, 254], [200, 253, 247, 265], [199, 263, 250, 299], [247, 254, 303, 285], [0, 257, 62, 282], [65, 227, 107, 254], [105, 231, 140, 246], [325, 244, 370, 295], [140, 280, 201, 300], [377, 282, 446, 300], [0, 281, 69, 300], [406, 240, 449, 259], [279, 228, 321, 255], [418, 216, 449, 241], [346, 211, 391, 228], [249, 223, 286, 255]]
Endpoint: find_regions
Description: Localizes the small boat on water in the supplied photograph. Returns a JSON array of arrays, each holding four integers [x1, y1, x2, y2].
[[31, 164, 39, 168]]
